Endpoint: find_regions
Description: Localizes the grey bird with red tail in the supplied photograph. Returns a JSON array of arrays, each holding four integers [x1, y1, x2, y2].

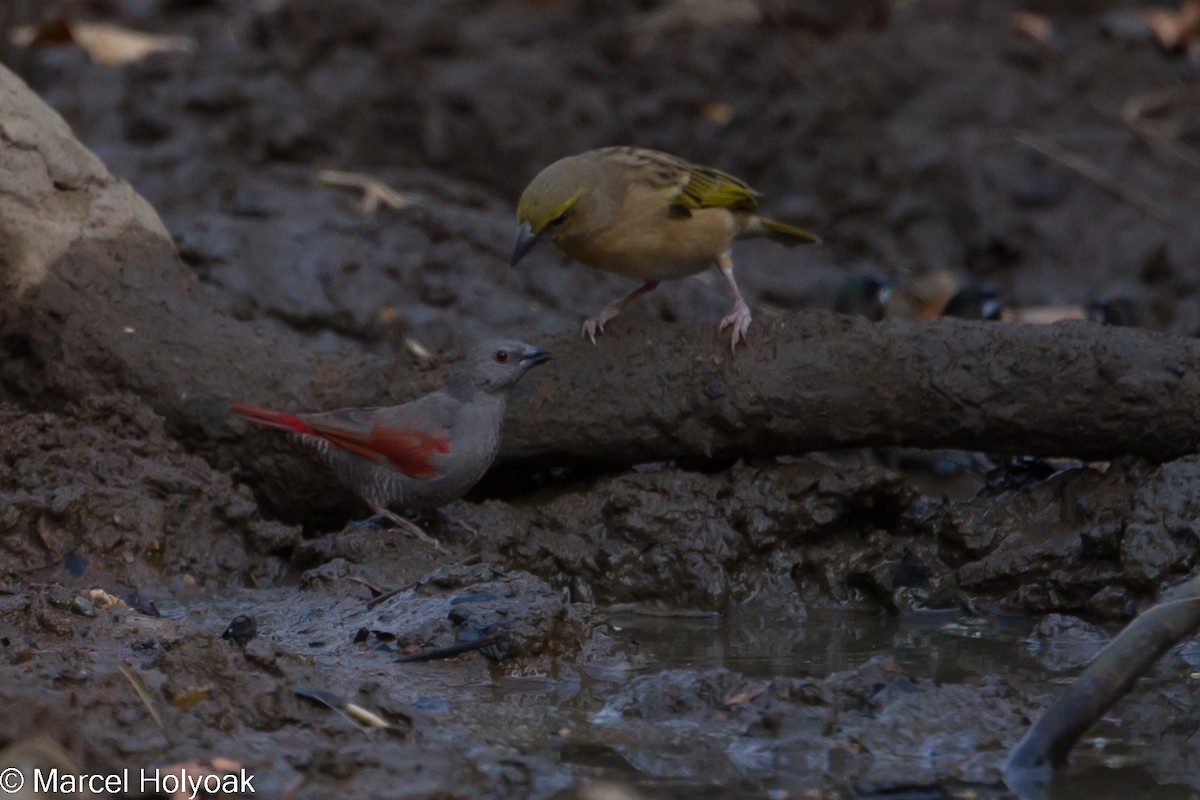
[[229, 340, 550, 550]]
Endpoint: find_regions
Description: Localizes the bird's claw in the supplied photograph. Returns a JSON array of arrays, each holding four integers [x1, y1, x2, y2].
[[580, 317, 605, 344], [719, 302, 752, 353], [582, 305, 620, 344]]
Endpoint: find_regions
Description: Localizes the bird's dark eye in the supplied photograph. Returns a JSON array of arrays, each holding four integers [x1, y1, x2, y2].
[[494, 350, 509, 363], [549, 211, 568, 227]]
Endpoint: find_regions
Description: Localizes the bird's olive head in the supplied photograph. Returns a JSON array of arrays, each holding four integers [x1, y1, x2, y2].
[[465, 339, 552, 394], [511, 155, 592, 267]]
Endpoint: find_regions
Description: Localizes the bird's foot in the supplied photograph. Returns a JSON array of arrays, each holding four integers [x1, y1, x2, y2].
[[718, 301, 752, 352], [371, 508, 449, 555], [580, 305, 620, 344], [580, 317, 605, 344]]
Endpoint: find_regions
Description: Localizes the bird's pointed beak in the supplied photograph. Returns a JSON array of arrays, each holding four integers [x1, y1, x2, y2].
[[519, 344, 552, 367], [510, 221, 541, 267]]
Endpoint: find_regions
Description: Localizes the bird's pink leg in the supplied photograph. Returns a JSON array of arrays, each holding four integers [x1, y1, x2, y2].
[[716, 252, 751, 352], [371, 505, 448, 554], [581, 280, 660, 344]]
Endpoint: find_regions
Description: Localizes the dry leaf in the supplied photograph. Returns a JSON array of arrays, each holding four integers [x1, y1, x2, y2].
[[169, 683, 213, 711], [87, 588, 127, 609], [885, 271, 962, 319], [10, 19, 195, 65], [722, 684, 766, 707], [1141, 0, 1200, 50], [579, 781, 648, 800], [71, 22, 195, 65], [402, 336, 432, 361], [700, 100, 735, 125], [1011, 11, 1053, 44], [1004, 305, 1087, 325]]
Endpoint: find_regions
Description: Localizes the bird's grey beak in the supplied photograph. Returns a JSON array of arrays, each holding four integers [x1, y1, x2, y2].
[[510, 221, 541, 267], [519, 344, 552, 366]]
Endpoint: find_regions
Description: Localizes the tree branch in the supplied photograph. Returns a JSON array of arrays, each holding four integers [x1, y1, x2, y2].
[[1005, 574, 1200, 777]]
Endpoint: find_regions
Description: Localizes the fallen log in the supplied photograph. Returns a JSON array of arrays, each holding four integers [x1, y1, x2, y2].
[[500, 312, 1200, 467], [2, 64, 1200, 520]]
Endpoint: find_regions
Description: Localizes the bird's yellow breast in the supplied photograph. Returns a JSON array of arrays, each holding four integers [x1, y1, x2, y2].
[[555, 197, 742, 281]]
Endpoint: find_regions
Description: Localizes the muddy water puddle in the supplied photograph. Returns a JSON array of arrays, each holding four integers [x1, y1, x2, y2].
[[164, 587, 1198, 799], [604, 608, 1199, 800], [607, 607, 1037, 681]]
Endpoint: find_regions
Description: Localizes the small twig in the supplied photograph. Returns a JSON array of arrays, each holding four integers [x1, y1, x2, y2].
[[347, 575, 389, 598], [314, 168, 509, 226], [118, 662, 164, 729], [1120, 85, 1200, 171], [1014, 133, 1175, 225], [293, 685, 393, 736], [364, 582, 413, 610], [395, 634, 508, 663], [316, 169, 411, 215], [363, 553, 484, 609]]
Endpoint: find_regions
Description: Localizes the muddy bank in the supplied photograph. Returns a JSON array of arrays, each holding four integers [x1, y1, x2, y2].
[[0, 394, 296, 587], [453, 454, 1200, 617], [0, 570, 596, 799]]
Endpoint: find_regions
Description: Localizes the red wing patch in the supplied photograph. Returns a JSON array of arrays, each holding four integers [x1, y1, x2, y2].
[[229, 403, 316, 435], [368, 425, 450, 477], [315, 424, 450, 478]]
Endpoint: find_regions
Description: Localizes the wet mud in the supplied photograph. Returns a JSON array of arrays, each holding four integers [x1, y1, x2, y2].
[[3, 0, 1200, 797]]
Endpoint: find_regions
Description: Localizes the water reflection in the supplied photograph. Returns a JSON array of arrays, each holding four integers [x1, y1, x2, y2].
[[598, 606, 1199, 800], [609, 606, 1039, 682]]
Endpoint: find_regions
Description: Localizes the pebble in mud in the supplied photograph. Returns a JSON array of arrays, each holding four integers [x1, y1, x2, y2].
[[221, 614, 258, 647], [68, 597, 96, 618]]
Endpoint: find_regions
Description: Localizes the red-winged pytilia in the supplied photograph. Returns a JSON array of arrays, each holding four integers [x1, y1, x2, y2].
[[230, 340, 551, 551]]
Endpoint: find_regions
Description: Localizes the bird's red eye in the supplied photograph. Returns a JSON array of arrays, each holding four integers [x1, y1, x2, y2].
[[494, 350, 509, 363]]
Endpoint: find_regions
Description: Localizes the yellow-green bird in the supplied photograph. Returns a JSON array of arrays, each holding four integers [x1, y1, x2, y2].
[[511, 146, 821, 351]]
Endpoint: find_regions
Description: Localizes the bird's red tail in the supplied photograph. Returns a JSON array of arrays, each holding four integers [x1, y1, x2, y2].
[[228, 403, 315, 435]]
